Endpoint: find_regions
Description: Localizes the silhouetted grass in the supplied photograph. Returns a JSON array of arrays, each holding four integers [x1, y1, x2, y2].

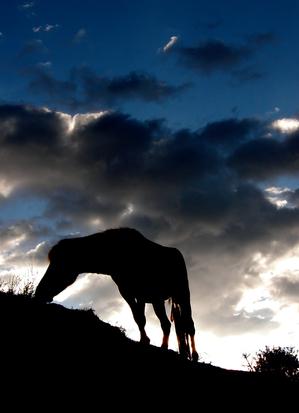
[[0, 275, 35, 297]]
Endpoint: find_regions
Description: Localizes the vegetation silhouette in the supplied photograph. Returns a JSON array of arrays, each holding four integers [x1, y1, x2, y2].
[[1, 290, 297, 409], [244, 346, 299, 381], [35, 228, 198, 360]]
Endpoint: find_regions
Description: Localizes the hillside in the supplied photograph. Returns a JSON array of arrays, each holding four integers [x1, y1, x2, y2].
[[1, 291, 297, 408]]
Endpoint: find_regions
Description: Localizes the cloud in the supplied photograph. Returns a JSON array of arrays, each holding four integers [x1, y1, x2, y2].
[[265, 186, 291, 208], [176, 33, 274, 81], [228, 129, 299, 180], [272, 118, 299, 134], [32, 24, 59, 33], [20, 39, 47, 55], [272, 276, 299, 300], [73, 28, 87, 43], [162, 35, 179, 53], [199, 117, 260, 149], [27, 67, 189, 109], [178, 39, 251, 74], [20, 2, 34, 9], [37, 61, 52, 68], [201, 302, 278, 335], [231, 66, 265, 84], [2, 104, 299, 339], [28, 69, 77, 107], [18, 2, 36, 17], [246, 32, 276, 47], [77, 68, 189, 104]]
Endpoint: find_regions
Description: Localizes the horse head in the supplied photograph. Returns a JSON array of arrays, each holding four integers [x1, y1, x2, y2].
[[35, 242, 78, 302]]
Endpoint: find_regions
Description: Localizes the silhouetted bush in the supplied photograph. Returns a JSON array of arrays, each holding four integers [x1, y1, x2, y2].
[[244, 346, 299, 381]]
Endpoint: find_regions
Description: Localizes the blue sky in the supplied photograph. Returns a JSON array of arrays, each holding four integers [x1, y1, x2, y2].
[[1, 0, 299, 125], [1, 0, 299, 370]]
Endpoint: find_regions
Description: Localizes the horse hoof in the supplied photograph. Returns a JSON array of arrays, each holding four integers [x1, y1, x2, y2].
[[192, 351, 199, 362]]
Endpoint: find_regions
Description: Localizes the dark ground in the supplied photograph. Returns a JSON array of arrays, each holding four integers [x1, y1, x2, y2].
[[1, 291, 297, 409]]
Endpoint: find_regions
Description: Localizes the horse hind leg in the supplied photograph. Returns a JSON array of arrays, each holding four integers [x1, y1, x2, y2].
[[181, 311, 199, 361], [190, 335, 199, 362], [171, 303, 190, 358], [153, 301, 171, 349]]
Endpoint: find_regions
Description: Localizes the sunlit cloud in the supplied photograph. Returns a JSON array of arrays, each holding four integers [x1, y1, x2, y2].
[[57, 110, 109, 134], [265, 186, 291, 209], [267, 198, 288, 208], [0, 179, 15, 198], [272, 118, 299, 133], [162, 35, 178, 53], [121, 203, 135, 218], [265, 186, 290, 195]]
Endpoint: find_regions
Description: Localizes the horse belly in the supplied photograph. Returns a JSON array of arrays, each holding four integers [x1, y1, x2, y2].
[[127, 269, 171, 303]]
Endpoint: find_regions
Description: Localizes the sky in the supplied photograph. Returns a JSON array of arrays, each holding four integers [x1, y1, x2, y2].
[[1, 0, 299, 370]]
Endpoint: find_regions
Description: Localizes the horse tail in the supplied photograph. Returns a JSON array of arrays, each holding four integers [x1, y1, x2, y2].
[[171, 298, 191, 360], [170, 248, 196, 360]]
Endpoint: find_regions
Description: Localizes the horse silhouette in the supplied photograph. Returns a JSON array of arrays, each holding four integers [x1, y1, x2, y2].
[[35, 228, 198, 361]]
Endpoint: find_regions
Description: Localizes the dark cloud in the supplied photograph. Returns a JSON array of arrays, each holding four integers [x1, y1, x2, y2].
[[229, 131, 299, 180], [1, 103, 299, 337], [77, 68, 189, 104], [178, 39, 251, 74], [199, 117, 260, 149], [0, 104, 64, 147], [73, 111, 156, 167], [231, 67, 265, 84], [176, 33, 274, 81], [28, 67, 189, 110], [246, 32, 276, 47], [201, 304, 278, 335], [43, 188, 126, 229], [287, 188, 299, 207], [20, 39, 47, 56], [29, 70, 77, 108], [271, 276, 299, 300], [1, 104, 298, 247]]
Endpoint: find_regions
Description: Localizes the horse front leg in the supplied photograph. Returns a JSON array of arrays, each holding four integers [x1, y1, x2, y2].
[[133, 299, 150, 345], [118, 287, 150, 345]]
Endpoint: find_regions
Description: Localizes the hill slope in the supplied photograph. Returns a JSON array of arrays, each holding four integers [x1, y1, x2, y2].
[[1, 291, 297, 408]]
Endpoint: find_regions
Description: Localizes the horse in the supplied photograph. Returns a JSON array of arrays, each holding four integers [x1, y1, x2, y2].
[[35, 228, 198, 361]]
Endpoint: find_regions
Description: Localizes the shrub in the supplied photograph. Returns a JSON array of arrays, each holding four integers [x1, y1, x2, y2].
[[244, 346, 299, 381]]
